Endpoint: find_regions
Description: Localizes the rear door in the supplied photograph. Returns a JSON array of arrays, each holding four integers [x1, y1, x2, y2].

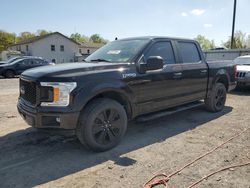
[[176, 41, 208, 102]]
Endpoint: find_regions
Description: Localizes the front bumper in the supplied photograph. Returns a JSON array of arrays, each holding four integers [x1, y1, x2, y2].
[[237, 76, 250, 85], [17, 98, 80, 129]]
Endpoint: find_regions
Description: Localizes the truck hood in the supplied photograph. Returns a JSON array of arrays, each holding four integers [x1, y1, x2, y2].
[[237, 65, 250, 72], [21, 62, 130, 80]]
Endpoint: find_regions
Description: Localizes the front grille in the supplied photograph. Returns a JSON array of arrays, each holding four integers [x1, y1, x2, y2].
[[20, 79, 37, 105], [236, 72, 246, 78]]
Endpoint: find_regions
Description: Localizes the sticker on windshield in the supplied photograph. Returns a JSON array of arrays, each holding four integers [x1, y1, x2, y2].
[[107, 50, 121, 55]]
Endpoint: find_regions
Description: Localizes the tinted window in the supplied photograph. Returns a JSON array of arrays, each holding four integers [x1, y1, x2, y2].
[[18, 59, 30, 66], [29, 59, 37, 65], [145, 42, 175, 64], [178, 42, 201, 63], [38, 59, 46, 64]]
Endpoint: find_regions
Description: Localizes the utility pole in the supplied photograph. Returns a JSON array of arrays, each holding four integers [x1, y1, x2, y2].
[[231, 0, 237, 49]]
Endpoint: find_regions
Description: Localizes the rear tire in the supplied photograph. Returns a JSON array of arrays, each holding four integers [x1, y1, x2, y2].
[[4, 70, 15, 78], [205, 83, 227, 112], [76, 98, 127, 152]]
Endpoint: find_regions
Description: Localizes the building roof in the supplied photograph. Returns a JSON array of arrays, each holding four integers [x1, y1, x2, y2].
[[79, 42, 104, 48], [9, 32, 80, 46]]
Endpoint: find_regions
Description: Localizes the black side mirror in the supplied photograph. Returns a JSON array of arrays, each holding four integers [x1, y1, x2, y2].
[[138, 56, 164, 74], [146, 56, 163, 71]]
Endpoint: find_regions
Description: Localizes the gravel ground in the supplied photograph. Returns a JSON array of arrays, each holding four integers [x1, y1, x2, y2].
[[0, 78, 249, 188]]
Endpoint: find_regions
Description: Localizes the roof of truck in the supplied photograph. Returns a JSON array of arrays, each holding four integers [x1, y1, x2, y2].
[[118, 36, 195, 41]]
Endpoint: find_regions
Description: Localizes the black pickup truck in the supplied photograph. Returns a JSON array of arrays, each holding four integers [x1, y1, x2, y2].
[[17, 37, 236, 151]]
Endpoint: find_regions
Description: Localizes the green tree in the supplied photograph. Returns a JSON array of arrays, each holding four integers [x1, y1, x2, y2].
[[0, 30, 16, 52], [36, 29, 51, 36], [89, 34, 107, 44], [70, 33, 88, 43], [223, 31, 249, 49], [16, 32, 35, 42], [194, 35, 215, 50], [246, 34, 250, 48]]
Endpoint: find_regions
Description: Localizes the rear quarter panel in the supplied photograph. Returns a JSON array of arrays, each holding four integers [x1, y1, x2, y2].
[[207, 60, 235, 95]]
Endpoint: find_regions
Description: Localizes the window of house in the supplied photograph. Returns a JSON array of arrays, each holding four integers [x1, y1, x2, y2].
[[145, 41, 176, 64], [79, 49, 82, 53], [178, 42, 201, 63], [60, 45, 64, 52], [26, 45, 29, 51], [51, 45, 55, 51]]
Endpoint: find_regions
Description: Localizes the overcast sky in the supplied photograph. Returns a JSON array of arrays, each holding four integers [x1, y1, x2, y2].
[[1, 0, 249, 46]]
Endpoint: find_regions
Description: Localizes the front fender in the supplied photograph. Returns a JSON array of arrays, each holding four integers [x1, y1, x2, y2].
[[73, 79, 134, 112]]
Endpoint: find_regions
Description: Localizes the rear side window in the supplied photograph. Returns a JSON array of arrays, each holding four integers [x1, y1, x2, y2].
[[178, 42, 201, 63], [18, 59, 29, 66], [37, 59, 45, 64], [30, 59, 38, 65], [145, 42, 175, 64]]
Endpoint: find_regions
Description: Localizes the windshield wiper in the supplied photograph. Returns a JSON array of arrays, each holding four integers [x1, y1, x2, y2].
[[90, 59, 110, 62]]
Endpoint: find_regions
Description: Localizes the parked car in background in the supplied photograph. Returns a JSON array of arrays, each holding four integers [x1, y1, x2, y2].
[[0, 56, 24, 65], [234, 55, 250, 88], [0, 57, 54, 78]]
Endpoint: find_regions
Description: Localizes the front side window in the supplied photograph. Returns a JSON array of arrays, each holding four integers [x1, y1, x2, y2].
[[178, 42, 201, 63], [51, 45, 55, 51], [85, 39, 150, 63], [145, 41, 176, 64]]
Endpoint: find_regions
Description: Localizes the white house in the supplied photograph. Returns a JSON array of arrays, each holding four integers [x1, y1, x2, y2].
[[8, 32, 103, 63]]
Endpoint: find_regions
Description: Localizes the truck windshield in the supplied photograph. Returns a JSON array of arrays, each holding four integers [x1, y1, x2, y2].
[[85, 39, 150, 63]]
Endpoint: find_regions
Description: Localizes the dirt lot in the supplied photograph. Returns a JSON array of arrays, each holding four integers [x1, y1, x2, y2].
[[0, 78, 249, 188]]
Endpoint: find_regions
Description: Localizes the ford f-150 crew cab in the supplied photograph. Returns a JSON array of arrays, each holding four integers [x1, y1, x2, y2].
[[17, 37, 236, 151]]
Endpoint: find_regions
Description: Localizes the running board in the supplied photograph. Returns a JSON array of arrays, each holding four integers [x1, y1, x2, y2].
[[136, 101, 204, 122]]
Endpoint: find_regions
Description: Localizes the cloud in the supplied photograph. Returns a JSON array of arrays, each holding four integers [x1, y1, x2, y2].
[[203, 24, 213, 28], [181, 12, 188, 17], [190, 9, 205, 16]]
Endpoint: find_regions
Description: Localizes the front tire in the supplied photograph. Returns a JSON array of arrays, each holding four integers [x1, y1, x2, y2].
[[205, 83, 227, 112], [76, 98, 127, 152]]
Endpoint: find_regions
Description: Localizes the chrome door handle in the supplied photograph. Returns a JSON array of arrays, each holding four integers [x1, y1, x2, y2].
[[174, 72, 182, 76]]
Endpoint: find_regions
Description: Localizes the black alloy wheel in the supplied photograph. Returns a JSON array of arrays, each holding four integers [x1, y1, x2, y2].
[[92, 108, 122, 145]]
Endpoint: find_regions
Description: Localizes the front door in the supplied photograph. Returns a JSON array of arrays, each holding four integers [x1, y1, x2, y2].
[[129, 40, 185, 115]]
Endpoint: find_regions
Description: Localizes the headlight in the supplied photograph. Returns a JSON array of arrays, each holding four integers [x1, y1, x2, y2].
[[40, 82, 77, 107]]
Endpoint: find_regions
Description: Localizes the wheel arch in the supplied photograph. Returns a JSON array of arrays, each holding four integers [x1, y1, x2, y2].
[[4, 68, 17, 75], [214, 74, 229, 91], [79, 89, 134, 120]]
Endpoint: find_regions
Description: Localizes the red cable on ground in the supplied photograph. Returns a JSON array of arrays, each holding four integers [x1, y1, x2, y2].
[[187, 161, 250, 188], [143, 128, 250, 188]]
